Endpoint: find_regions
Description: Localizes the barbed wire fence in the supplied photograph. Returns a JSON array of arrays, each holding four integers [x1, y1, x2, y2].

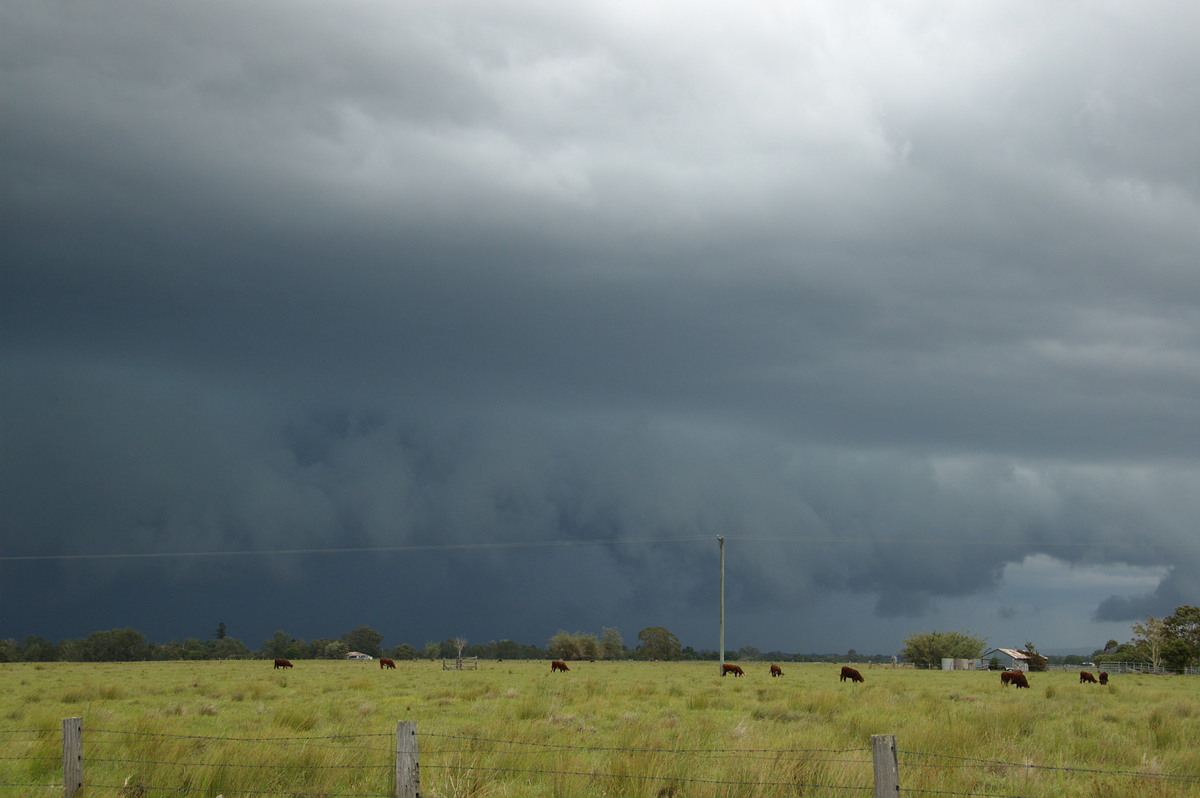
[[2, 719, 1198, 797]]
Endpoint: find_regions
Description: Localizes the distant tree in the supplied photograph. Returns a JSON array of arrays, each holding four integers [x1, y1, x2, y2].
[[491, 639, 546, 659], [326, 640, 352, 659], [461, 641, 490, 658], [75, 628, 150, 662], [0, 639, 17, 663], [600, 627, 624, 660], [1130, 616, 1167, 669], [737, 645, 762, 661], [1161, 605, 1200, 666], [175, 637, 211, 660], [547, 631, 570, 659], [452, 637, 468, 659], [340, 626, 384, 658], [213, 636, 250, 659], [1096, 640, 1140, 663], [55, 637, 83, 661], [1020, 641, 1048, 672], [548, 630, 600, 660], [847, 648, 858, 660], [299, 638, 334, 659], [389, 643, 420, 660], [636, 626, 682, 661], [262, 630, 296, 659], [19, 636, 58, 662], [899, 630, 986, 668], [423, 641, 440, 660], [214, 622, 226, 640], [1162, 638, 1193, 671]]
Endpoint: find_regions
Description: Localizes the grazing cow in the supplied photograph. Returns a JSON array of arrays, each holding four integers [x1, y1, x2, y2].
[[839, 666, 864, 683], [273, 658, 293, 669], [379, 657, 396, 670], [770, 664, 783, 677], [1009, 670, 1030, 688], [1000, 670, 1015, 686], [722, 663, 745, 677], [1080, 670, 1097, 684], [1099, 671, 1109, 685], [551, 660, 570, 672]]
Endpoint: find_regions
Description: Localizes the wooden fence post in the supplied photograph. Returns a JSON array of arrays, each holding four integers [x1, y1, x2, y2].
[[396, 720, 420, 798], [872, 733, 900, 797], [62, 717, 83, 798]]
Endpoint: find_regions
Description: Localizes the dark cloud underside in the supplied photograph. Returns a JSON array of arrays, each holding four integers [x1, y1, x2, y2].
[[3, 0, 1198, 651]]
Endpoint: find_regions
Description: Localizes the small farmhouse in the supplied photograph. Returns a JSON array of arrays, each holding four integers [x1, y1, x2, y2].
[[346, 652, 373, 661], [982, 648, 1031, 671]]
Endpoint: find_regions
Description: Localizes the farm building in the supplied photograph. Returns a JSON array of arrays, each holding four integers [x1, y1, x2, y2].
[[346, 652, 373, 660], [982, 648, 1031, 671]]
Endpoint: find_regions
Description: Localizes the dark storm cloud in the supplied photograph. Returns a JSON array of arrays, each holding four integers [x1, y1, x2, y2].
[[3, 0, 1199, 652]]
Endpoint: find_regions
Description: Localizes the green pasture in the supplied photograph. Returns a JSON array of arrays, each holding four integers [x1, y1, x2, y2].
[[2, 660, 1198, 797]]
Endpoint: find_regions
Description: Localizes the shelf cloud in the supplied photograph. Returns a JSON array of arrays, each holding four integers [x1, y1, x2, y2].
[[3, 0, 1198, 654]]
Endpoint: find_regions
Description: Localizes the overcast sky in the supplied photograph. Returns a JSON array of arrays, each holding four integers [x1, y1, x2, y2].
[[3, 0, 1199, 656]]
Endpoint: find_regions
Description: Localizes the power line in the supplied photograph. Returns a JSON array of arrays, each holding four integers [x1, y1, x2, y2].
[[0, 535, 712, 563], [735, 535, 1169, 548], [0, 532, 1172, 564]]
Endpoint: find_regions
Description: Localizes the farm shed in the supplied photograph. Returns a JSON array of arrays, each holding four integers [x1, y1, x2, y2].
[[982, 648, 1030, 671], [346, 652, 373, 660]]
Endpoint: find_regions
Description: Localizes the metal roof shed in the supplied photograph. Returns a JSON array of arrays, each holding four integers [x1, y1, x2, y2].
[[983, 648, 1031, 671]]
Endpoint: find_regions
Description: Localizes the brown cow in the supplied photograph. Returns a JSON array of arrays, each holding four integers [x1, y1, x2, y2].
[[551, 660, 570, 672], [1079, 670, 1097, 683], [770, 664, 783, 677], [1098, 671, 1109, 685], [839, 666, 864, 683], [273, 658, 293, 669], [722, 663, 745, 677], [1000, 670, 1015, 686], [1009, 670, 1030, 688], [379, 657, 396, 669]]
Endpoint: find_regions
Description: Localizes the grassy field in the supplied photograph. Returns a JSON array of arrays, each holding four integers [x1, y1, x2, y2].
[[2, 659, 1198, 797]]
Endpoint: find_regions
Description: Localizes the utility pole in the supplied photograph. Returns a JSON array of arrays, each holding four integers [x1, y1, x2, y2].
[[718, 536, 725, 674]]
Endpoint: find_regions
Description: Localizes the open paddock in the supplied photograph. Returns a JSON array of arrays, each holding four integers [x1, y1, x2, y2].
[[2, 660, 1197, 796]]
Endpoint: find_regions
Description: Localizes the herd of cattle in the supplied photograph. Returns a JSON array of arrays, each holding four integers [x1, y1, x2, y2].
[[271, 657, 1114, 688], [275, 658, 864, 680], [716, 663, 866, 682]]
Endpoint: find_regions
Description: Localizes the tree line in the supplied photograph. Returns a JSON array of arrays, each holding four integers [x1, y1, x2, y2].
[[13, 607, 1192, 666], [897, 605, 1200, 671], [1095, 605, 1200, 670], [2, 622, 890, 664]]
